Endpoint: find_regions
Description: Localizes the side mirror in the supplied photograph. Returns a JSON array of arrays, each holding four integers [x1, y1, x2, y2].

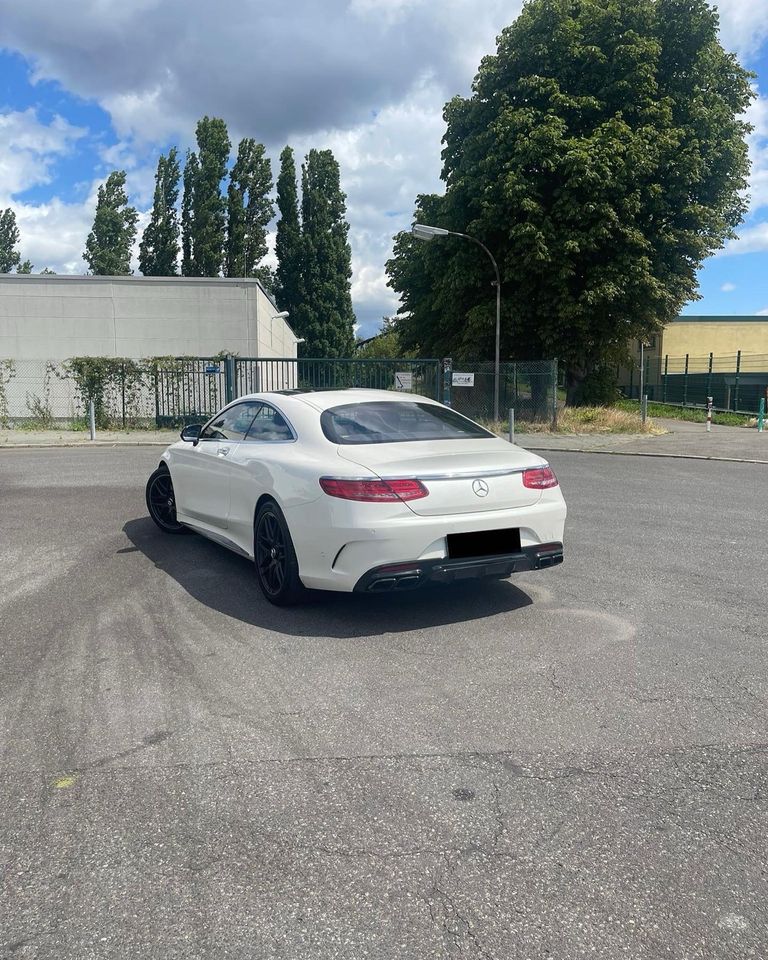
[[180, 423, 202, 445]]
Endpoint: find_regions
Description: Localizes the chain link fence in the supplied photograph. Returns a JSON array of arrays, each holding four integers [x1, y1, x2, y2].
[[0, 356, 558, 429], [445, 359, 558, 425], [620, 353, 768, 414]]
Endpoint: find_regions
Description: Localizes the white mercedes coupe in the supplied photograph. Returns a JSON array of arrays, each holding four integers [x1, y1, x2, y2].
[[145, 389, 566, 605]]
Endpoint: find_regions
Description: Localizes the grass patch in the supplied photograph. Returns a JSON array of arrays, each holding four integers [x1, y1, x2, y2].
[[483, 405, 665, 435], [615, 398, 754, 427]]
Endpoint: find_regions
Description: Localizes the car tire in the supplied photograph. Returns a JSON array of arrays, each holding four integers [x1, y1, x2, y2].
[[145, 466, 190, 535], [254, 500, 308, 606]]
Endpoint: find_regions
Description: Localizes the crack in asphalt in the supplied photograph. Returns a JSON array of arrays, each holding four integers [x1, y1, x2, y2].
[[424, 852, 495, 959]]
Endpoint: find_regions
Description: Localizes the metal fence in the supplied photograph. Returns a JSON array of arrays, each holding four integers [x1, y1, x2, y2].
[[0, 358, 229, 430], [234, 357, 442, 400], [0, 355, 558, 429], [620, 352, 768, 414], [444, 359, 558, 424]]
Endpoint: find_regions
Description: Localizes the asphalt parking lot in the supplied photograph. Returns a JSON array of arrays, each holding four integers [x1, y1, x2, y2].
[[1, 447, 766, 959]]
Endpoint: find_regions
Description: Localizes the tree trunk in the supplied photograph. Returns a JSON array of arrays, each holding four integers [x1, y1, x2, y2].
[[565, 364, 588, 406]]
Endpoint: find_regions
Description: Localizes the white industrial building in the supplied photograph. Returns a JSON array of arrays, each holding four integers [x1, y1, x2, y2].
[[0, 275, 299, 426], [0, 274, 298, 360]]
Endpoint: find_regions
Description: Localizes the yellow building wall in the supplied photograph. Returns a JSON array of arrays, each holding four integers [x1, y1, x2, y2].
[[662, 320, 768, 369]]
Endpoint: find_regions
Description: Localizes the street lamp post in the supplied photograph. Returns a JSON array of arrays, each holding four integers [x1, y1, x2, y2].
[[412, 223, 502, 421]]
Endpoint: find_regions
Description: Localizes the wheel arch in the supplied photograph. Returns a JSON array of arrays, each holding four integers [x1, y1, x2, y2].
[[254, 492, 279, 526]]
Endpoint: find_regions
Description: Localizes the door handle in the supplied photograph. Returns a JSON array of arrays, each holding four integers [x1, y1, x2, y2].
[[217, 447, 230, 457]]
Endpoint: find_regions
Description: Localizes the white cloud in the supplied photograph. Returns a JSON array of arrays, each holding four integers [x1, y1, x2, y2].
[[98, 140, 137, 171], [715, 0, 768, 60], [744, 86, 768, 213], [757, 307, 768, 315], [14, 193, 97, 273], [0, 109, 90, 271], [0, 108, 85, 198], [721, 221, 768, 256], [289, 76, 447, 330], [0, 0, 520, 145], [721, 282, 737, 291]]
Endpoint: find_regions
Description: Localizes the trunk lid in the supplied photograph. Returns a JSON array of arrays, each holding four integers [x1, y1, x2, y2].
[[337, 438, 544, 516]]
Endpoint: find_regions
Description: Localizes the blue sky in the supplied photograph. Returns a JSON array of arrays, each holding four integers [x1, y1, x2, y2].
[[1, 0, 767, 336]]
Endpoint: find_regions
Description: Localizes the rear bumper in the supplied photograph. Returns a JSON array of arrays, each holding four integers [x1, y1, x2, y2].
[[287, 495, 566, 592], [354, 542, 564, 593]]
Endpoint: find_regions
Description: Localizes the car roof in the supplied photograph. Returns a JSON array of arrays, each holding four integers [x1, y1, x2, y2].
[[233, 388, 436, 413]]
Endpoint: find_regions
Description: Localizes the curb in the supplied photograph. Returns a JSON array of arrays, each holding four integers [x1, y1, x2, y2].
[[521, 445, 768, 465], [2, 440, 765, 465], [0, 441, 171, 450]]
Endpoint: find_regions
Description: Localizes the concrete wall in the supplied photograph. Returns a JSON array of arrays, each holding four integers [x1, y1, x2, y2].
[[0, 275, 297, 360]]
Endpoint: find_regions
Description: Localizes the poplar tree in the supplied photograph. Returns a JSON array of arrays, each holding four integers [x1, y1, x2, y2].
[[83, 171, 138, 275], [0, 208, 21, 273], [181, 150, 198, 276], [139, 148, 181, 276], [274, 146, 302, 316], [293, 149, 356, 357], [225, 138, 274, 285], [190, 116, 230, 276]]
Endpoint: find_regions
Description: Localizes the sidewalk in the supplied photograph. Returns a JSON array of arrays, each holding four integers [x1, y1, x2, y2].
[[1, 418, 766, 463], [0, 428, 179, 447], [518, 418, 768, 463]]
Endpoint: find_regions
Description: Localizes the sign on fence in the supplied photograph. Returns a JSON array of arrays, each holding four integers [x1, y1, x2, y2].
[[394, 371, 413, 390], [452, 372, 475, 387]]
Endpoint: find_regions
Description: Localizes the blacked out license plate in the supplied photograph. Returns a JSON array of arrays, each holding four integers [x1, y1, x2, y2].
[[447, 528, 522, 559]]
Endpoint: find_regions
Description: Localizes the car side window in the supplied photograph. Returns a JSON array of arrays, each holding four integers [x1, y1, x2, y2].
[[244, 403, 294, 442], [199, 402, 262, 441]]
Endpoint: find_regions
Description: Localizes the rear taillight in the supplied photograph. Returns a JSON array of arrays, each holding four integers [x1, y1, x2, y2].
[[522, 466, 558, 489], [320, 477, 428, 502]]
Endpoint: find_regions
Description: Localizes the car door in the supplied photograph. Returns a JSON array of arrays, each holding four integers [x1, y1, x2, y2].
[[171, 401, 262, 530], [226, 402, 297, 552]]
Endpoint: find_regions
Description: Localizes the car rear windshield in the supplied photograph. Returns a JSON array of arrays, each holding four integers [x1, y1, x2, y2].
[[320, 401, 495, 444]]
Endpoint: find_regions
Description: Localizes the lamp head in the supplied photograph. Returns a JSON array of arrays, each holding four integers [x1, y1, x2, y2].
[[412, 223, 451, 241]]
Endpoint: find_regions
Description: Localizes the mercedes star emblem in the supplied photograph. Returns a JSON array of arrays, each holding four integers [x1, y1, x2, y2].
[[472, 479, 490, 497]]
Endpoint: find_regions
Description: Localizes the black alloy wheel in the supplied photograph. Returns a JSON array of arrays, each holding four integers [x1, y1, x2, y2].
[[145, 467, 188, 534], [254, 502, 307, 605]]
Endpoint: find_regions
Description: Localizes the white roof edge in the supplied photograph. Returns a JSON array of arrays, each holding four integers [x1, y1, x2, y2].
[[231, 388, 435, 411], [0, 272, 295, 338]]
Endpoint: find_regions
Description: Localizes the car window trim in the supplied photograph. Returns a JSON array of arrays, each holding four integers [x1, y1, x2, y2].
[[241, 400, 297, 444], [198, 400, 262, 442]]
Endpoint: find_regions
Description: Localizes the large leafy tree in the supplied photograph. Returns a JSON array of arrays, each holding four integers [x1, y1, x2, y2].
[[387, 0, 754, 403], [274, 146, 302, 316], [292, 149, 356, 357], [225, 138, 274, 287], [0, 208, 21, 273], [140, 148, 181, 275], [83, 171, 138, 275], [182, 117, 230, 277]]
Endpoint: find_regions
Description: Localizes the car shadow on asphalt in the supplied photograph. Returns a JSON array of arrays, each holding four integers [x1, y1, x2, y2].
[[122, 517, 533, 638]]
